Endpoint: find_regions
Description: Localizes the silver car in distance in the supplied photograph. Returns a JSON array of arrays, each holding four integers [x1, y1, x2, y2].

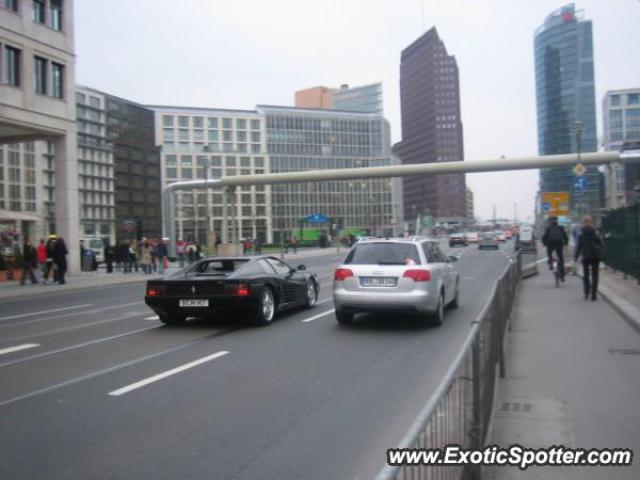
[[332, 237, 460, 326]]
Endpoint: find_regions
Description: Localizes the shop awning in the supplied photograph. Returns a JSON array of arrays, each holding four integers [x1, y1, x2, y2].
[[0, 209, 40, 222]]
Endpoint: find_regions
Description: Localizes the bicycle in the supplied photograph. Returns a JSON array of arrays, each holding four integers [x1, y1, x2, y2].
[[550, 255, 561, 287]]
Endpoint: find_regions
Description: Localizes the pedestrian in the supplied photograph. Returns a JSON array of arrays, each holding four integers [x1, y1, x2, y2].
[[140, 239, 152, 274], [36, 238, 47, 280], [104, 239, 115, 274], [43, 235, 57, 283], [20, 239, 38, 285], [177, 240, 186, 268], [254, 237, 261, 255], [129, 240, 138, 272], [291, 236, 298, 254], [156, 238, 168, 274], [215, 235, 221, 255], [195, 243, 202, 261], [574, 215, 604, 301], [53, 237, 68, 284], [187, 243, 195, 264]]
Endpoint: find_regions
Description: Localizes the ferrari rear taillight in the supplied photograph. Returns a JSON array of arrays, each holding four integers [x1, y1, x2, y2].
[[334, 268, 354, 281], [146, 285, 166, 296], [403, 269, 431, 282]]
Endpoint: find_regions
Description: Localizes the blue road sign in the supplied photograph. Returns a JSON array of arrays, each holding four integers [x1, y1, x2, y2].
[[543, 202, 551, 212], [305, 213, 328, 224], [573, 176, 587, 191]]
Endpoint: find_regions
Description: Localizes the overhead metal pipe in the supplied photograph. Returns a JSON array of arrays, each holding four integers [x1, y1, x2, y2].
[[162, 151, 636, 256]]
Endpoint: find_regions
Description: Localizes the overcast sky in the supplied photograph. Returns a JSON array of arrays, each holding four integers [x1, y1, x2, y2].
[[75, 0, 640, 222]]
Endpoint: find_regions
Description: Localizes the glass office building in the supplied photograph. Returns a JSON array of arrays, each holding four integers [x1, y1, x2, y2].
[[534, 4, 602, 219], [258, 105, 397, 242], [332, 83, 383, 114]]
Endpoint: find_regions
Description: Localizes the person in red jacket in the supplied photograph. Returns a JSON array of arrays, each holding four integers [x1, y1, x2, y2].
[[36, 238, 47, 281]]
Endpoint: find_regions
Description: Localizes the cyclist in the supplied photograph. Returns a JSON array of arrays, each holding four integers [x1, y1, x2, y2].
[[542, 216, 568, 282]]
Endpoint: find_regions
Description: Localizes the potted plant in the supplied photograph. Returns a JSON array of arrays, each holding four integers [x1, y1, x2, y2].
[[11, 247, 22, 281], [0, 252, 7, 282]]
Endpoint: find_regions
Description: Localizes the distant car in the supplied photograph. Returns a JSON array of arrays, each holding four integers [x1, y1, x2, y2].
[[332, 237, 459, 326], [479, 233, 499, 250], [494, 231, 507, 242], [448, 233, 468, 247], [504, 231, 513, 240], [145, 256, 318, 326], [465, 232, 479, 243]]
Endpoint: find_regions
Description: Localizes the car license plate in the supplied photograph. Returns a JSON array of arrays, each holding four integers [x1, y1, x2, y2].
[[179, 299, 209, 307], [360, 277, 397, 287]]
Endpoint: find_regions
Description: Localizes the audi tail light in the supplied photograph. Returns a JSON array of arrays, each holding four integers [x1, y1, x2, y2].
[[403, 269, 432, 282], [334, 268, 354, 281]]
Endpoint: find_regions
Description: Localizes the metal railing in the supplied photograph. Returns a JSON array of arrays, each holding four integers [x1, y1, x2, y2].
[[375, 253, 522, 480], [601, 203, 640, 282]]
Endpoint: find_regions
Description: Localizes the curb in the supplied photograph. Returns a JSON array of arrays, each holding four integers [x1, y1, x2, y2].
[[575, 269, 640, 334]]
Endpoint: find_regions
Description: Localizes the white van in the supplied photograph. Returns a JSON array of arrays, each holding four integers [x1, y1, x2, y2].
[[517, 225, 536, 252]]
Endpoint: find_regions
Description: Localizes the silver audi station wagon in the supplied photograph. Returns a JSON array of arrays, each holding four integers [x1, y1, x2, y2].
[[332, 237, 460, 326]]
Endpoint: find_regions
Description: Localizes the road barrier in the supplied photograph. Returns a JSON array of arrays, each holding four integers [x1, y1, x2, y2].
[[376, 253, 522, 480]]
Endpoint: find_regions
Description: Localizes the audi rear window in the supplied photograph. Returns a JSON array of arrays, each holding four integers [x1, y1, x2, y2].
[[344, 243, 421, 265]]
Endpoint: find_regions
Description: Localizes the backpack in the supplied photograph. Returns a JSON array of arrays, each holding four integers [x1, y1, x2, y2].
[[547, 224, 565, 243], [589, 238, 604, 261]]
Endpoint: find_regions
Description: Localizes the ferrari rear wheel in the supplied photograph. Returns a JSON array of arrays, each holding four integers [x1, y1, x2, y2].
[[304, 280, 317, 309], [255, 287, 276, 326], [159, 314, 186, 326]]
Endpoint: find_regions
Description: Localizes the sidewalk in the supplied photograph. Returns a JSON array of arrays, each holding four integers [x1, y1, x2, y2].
[[0, 247, 338, 301], [487, 270, 640, 479]]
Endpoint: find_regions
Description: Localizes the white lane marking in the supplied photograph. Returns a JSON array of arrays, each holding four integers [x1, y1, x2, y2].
[[0, 326, 158, 368], [302, 309, 336, 323], [0, 343, 40, 356], [316, 298, 334, 306], [0, 302, 142, 328], [108, 350, 229, 397], [0, 304, 93, 321], [145, 316, 159, 321]]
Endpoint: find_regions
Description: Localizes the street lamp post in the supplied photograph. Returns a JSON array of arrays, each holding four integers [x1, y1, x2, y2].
[[574, 121, 584, 221]]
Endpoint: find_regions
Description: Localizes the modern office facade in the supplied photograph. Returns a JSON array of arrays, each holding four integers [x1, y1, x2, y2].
[[602, 89, 640, 207], [150, 106, 272, 245], [258, 105, 398, 242], [394, 27, 467, 226], [332, 83, 383, 114], [0, 0, 80, 270], [105, 93, 162, 242], [295, 83, 383, 114], [534, 4, 602, 220], [75, 86, 116, 243]]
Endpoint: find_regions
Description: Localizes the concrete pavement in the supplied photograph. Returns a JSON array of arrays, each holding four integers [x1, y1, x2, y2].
[[488, 267, 640, 479]]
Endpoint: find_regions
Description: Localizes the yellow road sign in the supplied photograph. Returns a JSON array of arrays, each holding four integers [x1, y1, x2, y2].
[[542, 192, 570, 216], [573, 163, 586, 176]]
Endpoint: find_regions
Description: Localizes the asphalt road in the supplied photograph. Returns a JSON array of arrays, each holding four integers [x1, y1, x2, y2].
[[0, 242, 515, 480]]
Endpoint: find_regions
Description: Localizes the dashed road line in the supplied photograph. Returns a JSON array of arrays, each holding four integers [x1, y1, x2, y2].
[[108, 351, 229, 396], [302, 309, 336, 323], [0, 343, 40, 356]]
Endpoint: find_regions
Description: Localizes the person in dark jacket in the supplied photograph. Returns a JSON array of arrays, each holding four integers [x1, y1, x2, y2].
[[574, 215, 604, 301], [53, 237, 68, 284], [542, 217, 569, 281], [43, 235, 57, 283], [20, 240, 38, 285], [104, 239, 115, 273]]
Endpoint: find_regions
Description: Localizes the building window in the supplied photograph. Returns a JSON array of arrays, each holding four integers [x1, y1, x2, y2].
[[628, 93, 640, 106], [208, 117, 218, 128], [33, 0, 45, 22], [250, 119, 260, 130], [178, 116, 189, 127], [3, 0, 19, 12], [163, 115, 174, 127], [236, 119, 246, 130], [193, 116, 204, 128], [34, 56, 47, 94], [50, 0, 62, 31], [4, 46, 21, 87], [610, 95, 620, 107], [222, 118, 232, 129], [52, 62, 64, 98]]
